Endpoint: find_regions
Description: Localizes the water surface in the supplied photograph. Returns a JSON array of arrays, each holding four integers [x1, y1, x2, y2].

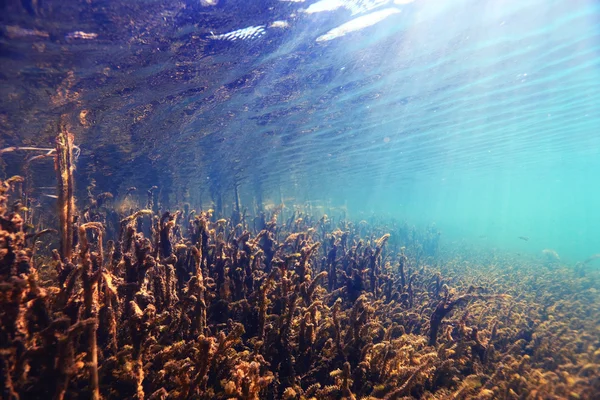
[[1, 0, 599, 261]]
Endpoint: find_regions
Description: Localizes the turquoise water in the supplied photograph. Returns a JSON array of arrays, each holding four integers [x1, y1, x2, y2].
[[2, 0, 600, 262], [280, 0, 600, 263], [289, 0, 600, 263]]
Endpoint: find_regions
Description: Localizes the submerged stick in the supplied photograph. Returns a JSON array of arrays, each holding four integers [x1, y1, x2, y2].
[[55, 118, 75, 261], [79, 223, 103, 400], [234, 183, 241, 215]]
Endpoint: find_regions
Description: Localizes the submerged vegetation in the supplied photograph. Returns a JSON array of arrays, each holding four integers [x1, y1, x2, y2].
[[1, 158, 599, 400], [2, 0, 600, 397]]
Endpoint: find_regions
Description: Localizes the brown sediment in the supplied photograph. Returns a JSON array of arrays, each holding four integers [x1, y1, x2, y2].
[[0, 179, 599, 399]]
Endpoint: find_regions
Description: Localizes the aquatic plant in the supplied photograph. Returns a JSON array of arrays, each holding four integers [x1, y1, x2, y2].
[[0, 172, 599, 399]]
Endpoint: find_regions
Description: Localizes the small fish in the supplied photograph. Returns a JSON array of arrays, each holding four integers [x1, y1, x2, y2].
[[478, 235, 487, 239], [42, 194, 58, 199], [518, 236, 529, 241]]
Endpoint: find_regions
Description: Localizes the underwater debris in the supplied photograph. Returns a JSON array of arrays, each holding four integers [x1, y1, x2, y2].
[[55, 118, 76, 261], [0, 146, 55, 155], [66, 31, 98, 40]]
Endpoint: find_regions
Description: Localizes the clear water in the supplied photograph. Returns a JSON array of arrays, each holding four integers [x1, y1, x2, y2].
[[2, 0, 600, 262]]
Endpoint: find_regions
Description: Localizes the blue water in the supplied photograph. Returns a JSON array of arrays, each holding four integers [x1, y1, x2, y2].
[[2, 0, 600, 262]]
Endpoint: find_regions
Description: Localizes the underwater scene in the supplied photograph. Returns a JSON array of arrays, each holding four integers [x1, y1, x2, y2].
[[1, 0, 600, 398]]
